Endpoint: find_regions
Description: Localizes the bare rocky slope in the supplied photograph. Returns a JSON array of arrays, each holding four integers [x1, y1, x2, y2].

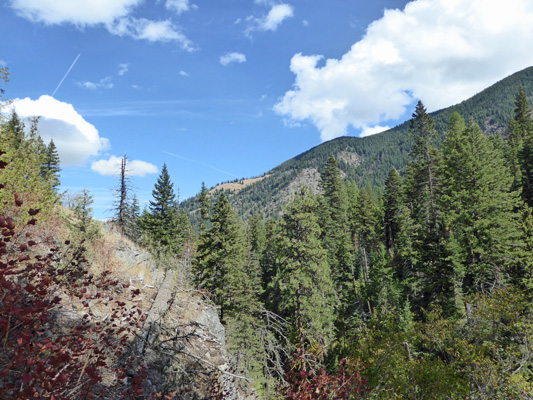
[[99, 223, 257, 399]]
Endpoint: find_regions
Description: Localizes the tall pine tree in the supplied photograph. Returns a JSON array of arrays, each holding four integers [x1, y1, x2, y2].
[[141, 163, 186, 257], [383, 167, 404, 255], [275, 187, 337, 349], [402, 101, 447, 312], [318, 154, 355, 302], [442, 116, 525, 295], [44, 139, 61, 190]]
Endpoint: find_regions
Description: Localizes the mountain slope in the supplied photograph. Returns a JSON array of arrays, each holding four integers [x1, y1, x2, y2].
[[182, 66, 533, 222]]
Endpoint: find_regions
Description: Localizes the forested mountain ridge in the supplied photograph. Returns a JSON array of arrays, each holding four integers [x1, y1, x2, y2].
[[4, 64, 533, 398], [182, 66, 533, 222]]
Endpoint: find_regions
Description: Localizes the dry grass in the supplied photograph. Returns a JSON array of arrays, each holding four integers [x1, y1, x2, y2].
[[210, 175, 269, 194]]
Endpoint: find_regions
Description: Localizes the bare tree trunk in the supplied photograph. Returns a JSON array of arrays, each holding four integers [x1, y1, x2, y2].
[[118, 155, 127, 228]]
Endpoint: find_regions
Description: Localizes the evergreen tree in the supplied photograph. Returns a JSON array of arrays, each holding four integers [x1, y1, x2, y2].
[[193, 193, 265, 386], [442, 116, 525, 294], [0, 110, 57, 221], [0, 67, 8, 100], [363, 245, 401, 316], [402, 101, 447, 311], [44, 139, 61, 190], [261, 217, 281, 309], [507, 88, 533, 206], [275, 187, 337, 349], [354, 187, 382, 253], [198, 181, 211, 234], [247, 213, 266, 299], [122, 194, 141, 243], [141, 163, 184, 257], [318, 154, 354, 302], [193, 193, 250, 323], [383, 167, 404, 255], [346, 179, 360, 246], [405, 101, 441, 224], [6, 110, 25, 149], [175, 208, 194, 263], [69, 189, 101, 242]]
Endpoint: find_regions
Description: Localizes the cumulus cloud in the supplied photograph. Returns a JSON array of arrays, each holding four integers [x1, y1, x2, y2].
[[179, 70, 189, 77], [10, 95, 110, 166], [275, 0, 533, 141], [9, 0, 194, 47], [246, 3, 294, 35], [118, 63, 129, 76], [76, 76, 114, 90], [220, 52, 246, 66], [91, 155, 158, 177], [9, 0, 140, 25], [165, 0, 197, 15]]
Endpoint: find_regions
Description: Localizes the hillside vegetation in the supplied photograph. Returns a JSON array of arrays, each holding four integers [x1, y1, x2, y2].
[[3, 66, 533, 399], [182, 66, 533, 222]]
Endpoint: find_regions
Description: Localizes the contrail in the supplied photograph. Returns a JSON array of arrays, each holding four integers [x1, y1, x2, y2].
[[52, 53, 81, 97], [163, 151, 240, 178]]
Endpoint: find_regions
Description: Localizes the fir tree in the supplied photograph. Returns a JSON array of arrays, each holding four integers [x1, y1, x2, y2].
[[122, 194, 141, 243], [275, 186, 337, 349], [141, 163, 184, 257], [383, 167, 404, 255], [69, 189, 101, 242], [197, 181, 211, 234], [442, 117, 525, 294], [405, 100, 441, 224], [318, 154, 354, 302], [261, 217, 281, 309], [403, 101, 447, 312], [247, 213, 266, 299], [508, 88, 533, 207], [0, 111, 57, 221], [6, 110, 25, 149], [193, 193, 251, 323], [44, 139, 61, 190]]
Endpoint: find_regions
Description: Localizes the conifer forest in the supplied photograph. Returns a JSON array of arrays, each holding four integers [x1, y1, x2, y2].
[[3, 66, 533, 399]]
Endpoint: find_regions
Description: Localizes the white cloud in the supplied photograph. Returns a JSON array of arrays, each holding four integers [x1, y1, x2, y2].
[[275, 0, 533, 141], [108, 18, 195, 49], [9, 0, 141, 25], [118, 63, 129, 76], [10, 95, 110, 166], [220, 52, 247, 66], [76, 76, 114, 90], [0, 60, 6, 67], [179, 70, 189, 77], [246, 3, 294, 35], [261, 4, 294, 31], [91, 155, 158, 177], [9, 0, 194, 46], [165, 0, 197, 15], [360, 125, 390, 138]]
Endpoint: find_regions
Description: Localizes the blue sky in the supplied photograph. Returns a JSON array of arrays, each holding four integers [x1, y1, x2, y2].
[[2, 0, 533, 219]]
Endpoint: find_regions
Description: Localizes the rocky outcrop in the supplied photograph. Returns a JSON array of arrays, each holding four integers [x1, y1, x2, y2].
[[99, 224, 256, 398]]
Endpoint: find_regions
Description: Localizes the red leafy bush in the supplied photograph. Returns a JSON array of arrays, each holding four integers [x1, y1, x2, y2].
[[0, 158, 147, 399], [276, 349, 370, 400]]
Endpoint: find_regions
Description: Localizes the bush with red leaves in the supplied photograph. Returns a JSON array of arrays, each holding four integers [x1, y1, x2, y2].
[[276, 349, 370, 400], [0, 152, 148, 399]]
